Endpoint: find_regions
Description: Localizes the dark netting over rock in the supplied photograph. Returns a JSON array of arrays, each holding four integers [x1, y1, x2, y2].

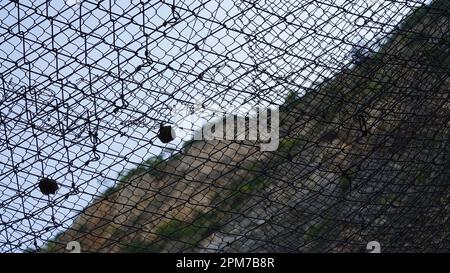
[[0, 0, 449, 253]]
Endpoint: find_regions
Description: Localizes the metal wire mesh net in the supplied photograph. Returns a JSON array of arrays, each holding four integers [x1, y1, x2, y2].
[[0, 0, 449, 253]]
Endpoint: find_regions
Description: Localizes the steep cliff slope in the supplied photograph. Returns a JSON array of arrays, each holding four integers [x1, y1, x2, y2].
[[45, 0, 450, 253]]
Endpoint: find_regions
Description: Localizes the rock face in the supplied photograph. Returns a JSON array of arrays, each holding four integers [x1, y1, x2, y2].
[[46, 1, 450, 253]]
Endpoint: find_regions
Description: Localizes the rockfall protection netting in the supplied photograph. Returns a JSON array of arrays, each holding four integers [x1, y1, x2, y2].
[[1, 0, 450, 253]]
